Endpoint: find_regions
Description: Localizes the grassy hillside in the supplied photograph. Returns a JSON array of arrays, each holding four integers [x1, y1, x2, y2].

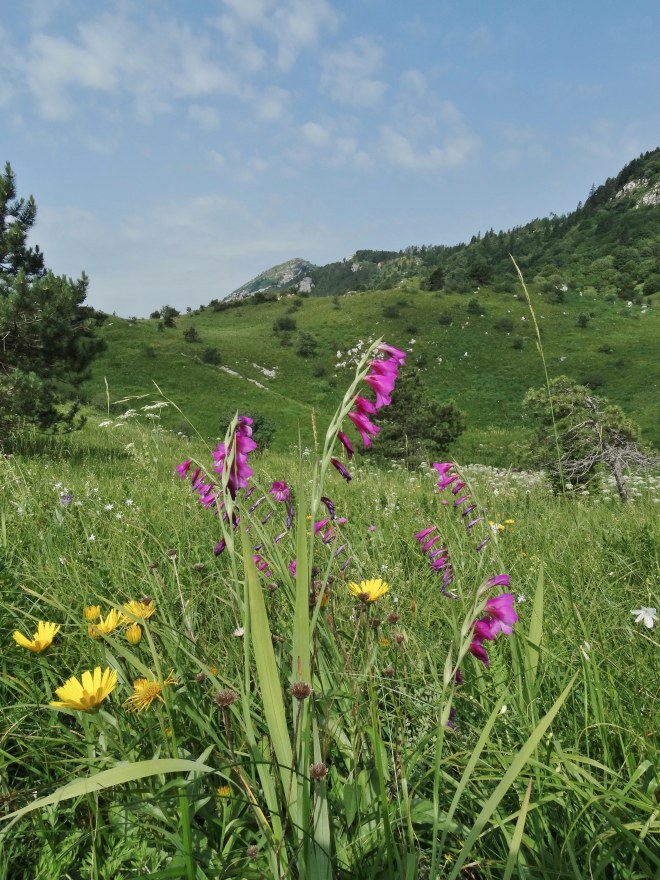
[[224, 148, 660, 303], [84, 279, 659, 464]]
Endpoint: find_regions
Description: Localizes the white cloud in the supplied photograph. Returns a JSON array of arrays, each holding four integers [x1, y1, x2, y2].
[[270, 0, 339, 71], [400, 69, 427, 96], [22, 11, 243, 121], [189, 104, 220, 130], [300, 121, 330, 147], [213, 0, 337, 73], [381, 102, 480, 171], [321, 36, 386, 108], [254, 85, 291, 122]]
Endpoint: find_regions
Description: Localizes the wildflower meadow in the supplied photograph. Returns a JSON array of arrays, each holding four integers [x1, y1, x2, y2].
[[1, 338, 658, 879]]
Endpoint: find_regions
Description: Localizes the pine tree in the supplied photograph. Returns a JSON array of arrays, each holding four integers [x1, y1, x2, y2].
[[370, 368, 465, 469], [0, 162, 105, 446]]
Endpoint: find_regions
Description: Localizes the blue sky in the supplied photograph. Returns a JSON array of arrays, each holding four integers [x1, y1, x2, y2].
[[2, 0, 659, 316]]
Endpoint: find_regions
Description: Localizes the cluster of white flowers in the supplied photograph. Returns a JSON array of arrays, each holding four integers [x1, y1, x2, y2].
[[335, 338, 375, 370]]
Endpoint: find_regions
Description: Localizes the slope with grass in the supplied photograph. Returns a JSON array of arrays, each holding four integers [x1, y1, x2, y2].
[[84, 281, 659, 464]]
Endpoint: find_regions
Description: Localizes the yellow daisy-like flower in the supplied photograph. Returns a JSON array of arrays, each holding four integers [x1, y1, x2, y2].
[[125, 623, 142, 645], [13, 621, 61, 653], [217, 785, 232, 798], [88, 608, 122, 639], [50, 666, 117, 711], [379, 637, 391, 648], [123, 673, 177, 713], [122, 599, 156, 622], [83, 605, 101, 621], [347, 578, 389, 604]]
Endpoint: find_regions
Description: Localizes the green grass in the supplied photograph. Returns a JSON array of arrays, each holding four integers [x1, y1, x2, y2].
[[85, 284, 660, 465], [1, 382, 658, 878]]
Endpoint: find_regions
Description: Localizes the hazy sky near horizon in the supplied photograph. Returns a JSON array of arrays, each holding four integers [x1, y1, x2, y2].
[[2, 0, 659, 316]]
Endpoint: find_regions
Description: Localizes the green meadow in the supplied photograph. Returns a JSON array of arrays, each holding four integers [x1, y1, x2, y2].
[[1, 339, 658, 878], [86, 281, 660, 465]]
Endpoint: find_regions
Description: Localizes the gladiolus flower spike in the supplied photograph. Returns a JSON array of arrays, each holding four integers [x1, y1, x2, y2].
[[414, 526, 456, 597], [333, 341, 406, 481]]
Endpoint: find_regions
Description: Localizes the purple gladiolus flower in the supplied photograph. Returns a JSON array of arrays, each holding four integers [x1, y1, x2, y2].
[[353, 395, 378, 416], [270, 481, 290, 502], [212, 416, 257, 498], [289, 559, 297, 576], [321, 496, 336, 519], [472, 617, 498, 642], [378, 342, 406, 363], [176, 459, 192, 479], [415, 526, 437, 542], [486, 574, 511, 589], [253, 554, 272, 577], [331, 458, 352, 481], [213, 539, 226, 556], [469, 639, 490, 667], [363, 371, 395, 408], [248, 495, 265, 512], [348, 410, 380, 447], [314, 518, 330, 534], [337, 430, 354, 461], [483, 593, 518, 636]]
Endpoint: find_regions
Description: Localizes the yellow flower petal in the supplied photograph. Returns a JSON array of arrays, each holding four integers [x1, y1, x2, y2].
[[347, 578, 389, 603], [50, 666, 117, 711]]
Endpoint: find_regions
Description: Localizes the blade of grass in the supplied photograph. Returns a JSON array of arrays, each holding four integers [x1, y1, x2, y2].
[[0, 758, 213, 832], [448, 674, 576, 880], [502, 779, 533, 880]]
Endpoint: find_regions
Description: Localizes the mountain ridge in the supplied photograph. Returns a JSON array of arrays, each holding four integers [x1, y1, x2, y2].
[[223, 147, 660, 304]]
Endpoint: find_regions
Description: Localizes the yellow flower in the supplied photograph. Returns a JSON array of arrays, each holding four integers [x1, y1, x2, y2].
[[504, 519, 515, 525], [124, 673, 177, 712], [13, 621, 61, 653], [217, 785, 232, 798], [125, 623, 142, 644], [379, 638, 391, 648], [122, 599, 156, 622], [347, 578, 389, 603], [50, 667, 117, 711], [88, 608, 122, 639], [83, 605, 101, 621]]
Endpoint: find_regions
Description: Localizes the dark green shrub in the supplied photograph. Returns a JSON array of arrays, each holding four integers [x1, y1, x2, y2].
[[201, 347, 221, 365], [273, 316, 297, 333]]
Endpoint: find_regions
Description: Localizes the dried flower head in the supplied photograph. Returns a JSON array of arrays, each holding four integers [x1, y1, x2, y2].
[[290, 681, 313, 700], [309, 762, 328, 781], [214, 688, 238, 708]]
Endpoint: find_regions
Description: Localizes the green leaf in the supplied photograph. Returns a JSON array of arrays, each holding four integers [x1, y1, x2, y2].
[[448, 675, 576, 880], [0, 758, 214, 831]]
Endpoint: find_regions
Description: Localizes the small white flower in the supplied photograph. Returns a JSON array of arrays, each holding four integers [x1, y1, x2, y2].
[[125, 499, 134, 506], [631, 607, 657, 628], [233, 627, 245, 638], [517, 593, 526, 603], [104, 503, 114, 511], [88, 534, 96, 542], [115, 512, 123, 520]]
